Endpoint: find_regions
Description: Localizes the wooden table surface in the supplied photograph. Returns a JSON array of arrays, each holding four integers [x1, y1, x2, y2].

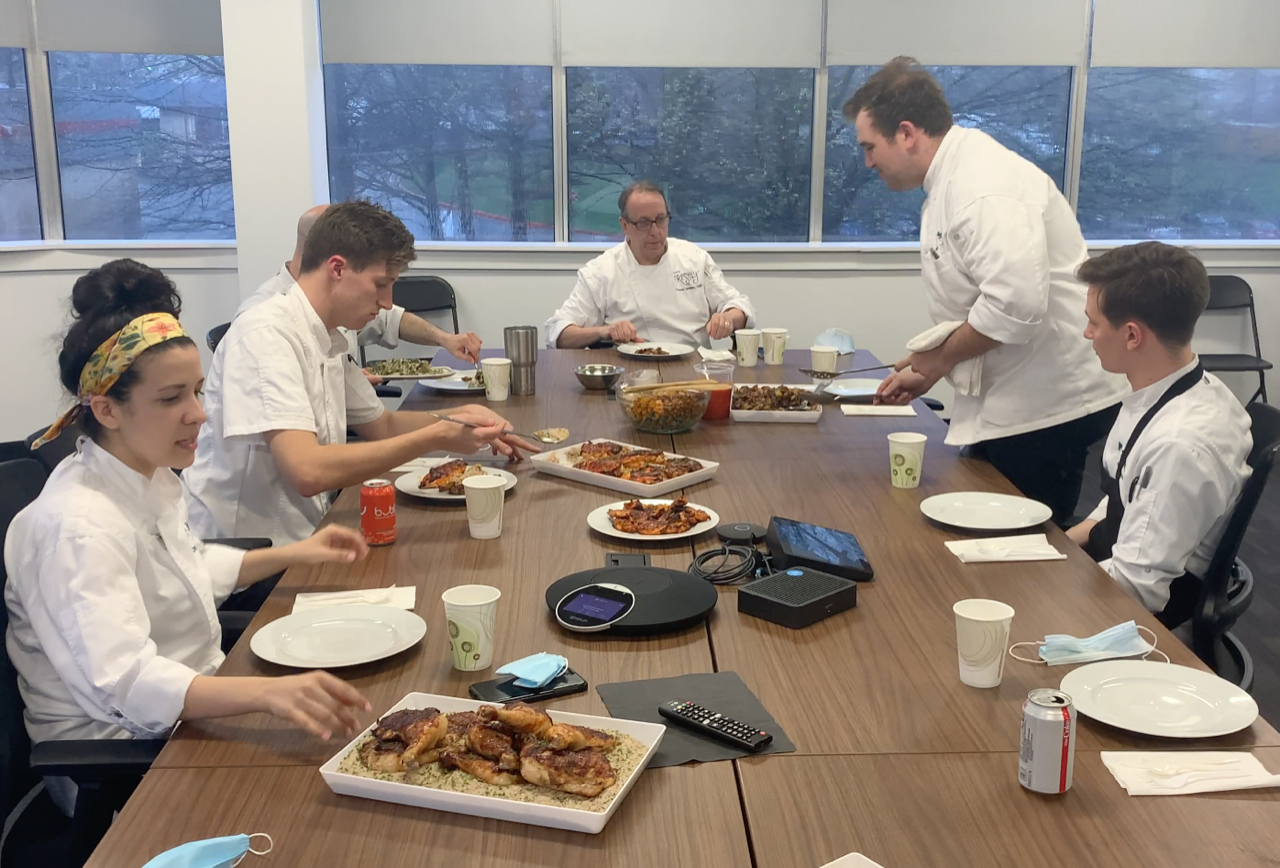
[[87, 347, 1280, 868]]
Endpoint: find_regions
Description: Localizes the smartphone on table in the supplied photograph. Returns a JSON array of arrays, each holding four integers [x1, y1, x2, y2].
[[468, 668, 588, 704]]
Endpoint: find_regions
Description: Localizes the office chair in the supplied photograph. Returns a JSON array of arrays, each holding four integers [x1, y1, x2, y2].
[[1199, 276, 1272, 404]]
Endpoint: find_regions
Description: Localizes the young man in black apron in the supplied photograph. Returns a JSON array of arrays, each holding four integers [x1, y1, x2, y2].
[[1066, 242, 1253, 629]]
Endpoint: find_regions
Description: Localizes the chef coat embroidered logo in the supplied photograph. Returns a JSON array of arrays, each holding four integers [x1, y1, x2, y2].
[[672, 271, 701, 292]]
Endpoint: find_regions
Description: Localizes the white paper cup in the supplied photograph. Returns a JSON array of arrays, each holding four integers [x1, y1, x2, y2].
[[442, 584, 501, 671], [481, 357, 512, 401], [462, 474, 505, 539], [735, 329, 761, 367], [762, 328, 788, 365], [953, 599, 1015, 688], [810, 345, 838, 385], [887, 432, 927, 489]]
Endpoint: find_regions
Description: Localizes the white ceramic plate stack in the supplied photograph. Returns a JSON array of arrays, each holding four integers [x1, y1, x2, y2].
[[919, 492, 1053, 531], [586, 500, 720, 541], [249, 605, 427, 668], [1059, 660, 1259, 737], [393, 459, 518, 501], [615, 342, 696, 359], [320, 692, 666, 833]]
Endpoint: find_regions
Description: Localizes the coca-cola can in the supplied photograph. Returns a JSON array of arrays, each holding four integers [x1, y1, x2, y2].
[[360, 478, 397, 546], [1019, 688, 1076, 794]]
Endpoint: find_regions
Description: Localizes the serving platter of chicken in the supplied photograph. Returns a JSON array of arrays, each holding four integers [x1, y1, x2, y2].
[[530, 438, 720, 498], [322, 693, 665, 833]]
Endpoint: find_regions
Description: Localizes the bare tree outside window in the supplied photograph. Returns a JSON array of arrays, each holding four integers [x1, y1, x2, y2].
[[0, 48, 40, 241], [824, 66, 1072, 242], [1078, 68, 1280, 241], [324, 64, 554, 242], [567, 68, 813, 243], [49, 52, 233, 240]]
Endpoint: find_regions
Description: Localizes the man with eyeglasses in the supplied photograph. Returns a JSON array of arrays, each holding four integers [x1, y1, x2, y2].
[[545, 180, 756, 348]]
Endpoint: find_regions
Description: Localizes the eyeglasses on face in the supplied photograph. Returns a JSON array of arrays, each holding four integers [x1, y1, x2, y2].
[[622, 214, 672, 232]]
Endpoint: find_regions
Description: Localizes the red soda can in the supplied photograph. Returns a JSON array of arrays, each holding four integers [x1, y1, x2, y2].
[[360, 478, 397, 545]]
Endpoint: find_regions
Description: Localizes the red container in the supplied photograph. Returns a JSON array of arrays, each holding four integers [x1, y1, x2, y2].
[[360, 478, 397, 546], [703, 386, 732, 420]]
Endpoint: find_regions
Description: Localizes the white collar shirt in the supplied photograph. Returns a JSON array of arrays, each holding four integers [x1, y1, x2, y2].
[[544, 239, 756, 348], [919, 127, 1127, 445], [1085, 358, 1253, 612], [236, 263, 405, 352], [3, 438, 245, 742], [184, 283, 385, 545]]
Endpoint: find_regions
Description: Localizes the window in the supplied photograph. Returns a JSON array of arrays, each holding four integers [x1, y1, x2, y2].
[[324, 64, 554, 242], [48, 52, 233, 240], [823, 66, 1073, 242], [566, 68, 814, 243], [0, 48, 40, 241], [1078, 68, 1280, 241]]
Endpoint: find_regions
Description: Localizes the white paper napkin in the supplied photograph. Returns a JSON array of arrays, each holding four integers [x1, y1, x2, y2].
[[820, 855, 885, 868], [1101, 751, 1280, 795], [841, 404, 917, 417], [292, 585, 416, 613], [944, 533, 1066, 563], [697, 347, 736, 362]]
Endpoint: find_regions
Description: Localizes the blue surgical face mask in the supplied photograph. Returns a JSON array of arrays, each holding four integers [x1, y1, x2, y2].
[[141, 833, 272, 868], [1009, 622, 1168, 666]]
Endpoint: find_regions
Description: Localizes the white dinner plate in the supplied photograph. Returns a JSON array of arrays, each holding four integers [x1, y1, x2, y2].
[[394, 459, 517, 501], [1059, 660, 1259, 738], [616, 342, 696, 359], [586, 499, 720, 541], [919, 491, 1053, 530], [250, 604, 427, 668], [820, 378, 883, 398], [421, 371, 486, 392]]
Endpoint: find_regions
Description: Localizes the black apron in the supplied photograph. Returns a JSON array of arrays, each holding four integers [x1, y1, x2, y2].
[[1084, 364, 1205, 629]]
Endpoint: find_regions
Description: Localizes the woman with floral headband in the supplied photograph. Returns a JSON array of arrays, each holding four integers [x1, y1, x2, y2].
[[4, 260, 373, 813]]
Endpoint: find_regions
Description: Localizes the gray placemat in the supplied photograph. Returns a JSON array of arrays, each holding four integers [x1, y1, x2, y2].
[[597, 671, 795, 767]]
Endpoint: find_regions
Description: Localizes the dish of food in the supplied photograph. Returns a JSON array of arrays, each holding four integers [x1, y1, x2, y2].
[[462, 369, 485, 388], [617, 386, 711, 434], [418, 458, 486, 495], [732, 384, 816, 411], [320, 693, 665, 833], [369, 359, 453, 379], [633, 346, 669, 356], [421, 372, 487, 393], [393, 459, 517, 501], [616, 342, 695, 359], [533, 427, 570, 443], [586, 498, 720, 541], [570, 440, 705, 485]]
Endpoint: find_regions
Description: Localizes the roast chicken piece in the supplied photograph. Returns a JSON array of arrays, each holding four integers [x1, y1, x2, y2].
[[579, 440, 628, 458], [518, 742, 617, 797], [607, 496, 710, 535], [419, 459, 485, 495], [467, 723, 520, 771], [478, 701, 552, 735], [361, 708, 448, 772], [544, 723, 616, 752], [439, 748, 521, 786], [478, 702, 617, 751]]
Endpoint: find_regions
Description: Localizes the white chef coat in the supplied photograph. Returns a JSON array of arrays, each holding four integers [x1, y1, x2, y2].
[[919, 127, 1127, 446], [544, 239, 755, 349], [184, 283, 386, 545], [236, 263, 406, 352], [4, 438, 245, 744], [1085, 359, 1252, 613]]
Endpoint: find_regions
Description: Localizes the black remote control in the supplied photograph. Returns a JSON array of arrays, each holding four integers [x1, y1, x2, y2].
[[657, 700, 773, 751]]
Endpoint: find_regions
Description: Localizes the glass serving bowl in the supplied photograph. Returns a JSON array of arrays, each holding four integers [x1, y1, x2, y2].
[[616, 375, 711, 434]]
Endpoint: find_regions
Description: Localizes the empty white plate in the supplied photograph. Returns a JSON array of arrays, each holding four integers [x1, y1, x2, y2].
[[919, 492, 1052, 530], [820, 378, 883, 398], [1060, 660, 1258, 738], [250, 604, 427, 668]]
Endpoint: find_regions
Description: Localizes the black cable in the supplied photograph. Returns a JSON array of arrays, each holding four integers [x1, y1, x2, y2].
[[689, 545, 771, 585]]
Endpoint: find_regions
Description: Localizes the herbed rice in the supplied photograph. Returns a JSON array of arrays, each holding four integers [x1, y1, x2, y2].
[[336, 730, 647, 813]]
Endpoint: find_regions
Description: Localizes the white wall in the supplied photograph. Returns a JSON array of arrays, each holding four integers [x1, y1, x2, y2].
[[0, 243, 1276, 444]]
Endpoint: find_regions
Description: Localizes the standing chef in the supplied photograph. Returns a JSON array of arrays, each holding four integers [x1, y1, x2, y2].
[[851, 58, 1127, 524], [544, 181, 756, 349]]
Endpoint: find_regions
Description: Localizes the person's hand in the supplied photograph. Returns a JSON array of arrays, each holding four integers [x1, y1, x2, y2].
[[257, 672, 372, 741], [442, 331, 482, 365], [875, 365, 932, 406], [362, 369, 384, 386], [426, 408, 542, 460], [706, 310, 738, 340], [898, 347, 951, 384], [1065, 519, 1097, 547], [605, 320, 640, 343], [286, 525, 370, 565]]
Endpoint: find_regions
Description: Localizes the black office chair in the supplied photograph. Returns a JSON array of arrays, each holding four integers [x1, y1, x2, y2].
[[0, 440, 29, 464], [24, 421, 82, 475], [393, 275, 459, 336], [1190, 402, 1280, 691], [1199, 276, 1272, 404], [206, 322, 231, 353]]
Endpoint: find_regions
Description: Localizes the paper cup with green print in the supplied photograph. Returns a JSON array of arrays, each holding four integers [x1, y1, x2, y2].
[[887, 432, 927, 489], [442, 584, 501, 671]]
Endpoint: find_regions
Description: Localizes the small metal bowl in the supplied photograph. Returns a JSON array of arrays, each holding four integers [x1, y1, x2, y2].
[[575, 363, 626, 390]]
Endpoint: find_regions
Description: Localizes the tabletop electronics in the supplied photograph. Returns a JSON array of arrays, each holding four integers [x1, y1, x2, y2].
[[657, 700, 774, 752], [546, 565, 718, 636], [764, 516, 874, 582], [469, 669, 588, 704], [738, 565, 857, 629]]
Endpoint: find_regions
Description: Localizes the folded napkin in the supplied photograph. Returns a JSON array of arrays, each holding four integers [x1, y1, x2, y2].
[[841, 404, 917, 417], [1101, 751, 1280, 796], [697, 347, 736, 362], [944, 533, 1066, 563], [292, 585, 416, 613], [814, 328, 856, 355], [820, 855, 885, 868], [905, 321, 982, 396]]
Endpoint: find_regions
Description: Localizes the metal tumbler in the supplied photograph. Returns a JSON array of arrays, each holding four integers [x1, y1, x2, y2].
[[504, 326, 539, 396]]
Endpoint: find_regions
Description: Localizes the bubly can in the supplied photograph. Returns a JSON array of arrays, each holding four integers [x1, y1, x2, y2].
[[360, 478, 397, 546], [1019, 689, 1076, 793]]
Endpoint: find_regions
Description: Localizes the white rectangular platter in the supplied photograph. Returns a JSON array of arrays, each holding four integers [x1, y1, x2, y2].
[[320, 692, 665, 834], [530, 439, 719, 496], [731, 384, 823, 424]]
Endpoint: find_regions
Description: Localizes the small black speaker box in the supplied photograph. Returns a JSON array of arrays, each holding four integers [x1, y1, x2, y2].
[[737, 566, 857, 629]]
